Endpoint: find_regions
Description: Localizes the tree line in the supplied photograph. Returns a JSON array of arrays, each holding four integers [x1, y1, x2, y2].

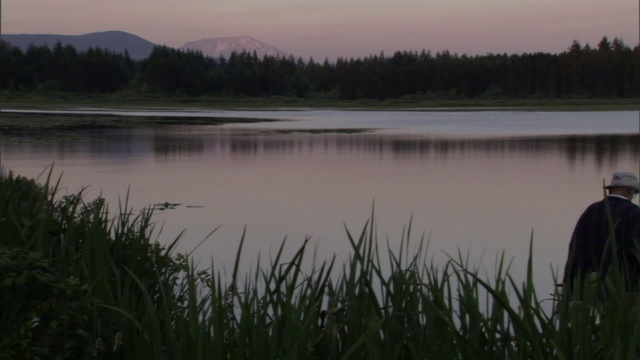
[[0, 36, 639, 100]]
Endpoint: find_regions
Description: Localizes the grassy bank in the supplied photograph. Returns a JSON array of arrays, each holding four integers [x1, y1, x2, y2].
[[2, 91, 640, 111], [0, 112, 273, 131], [0, 112, 277, 143], [2, 170, 640, 359]]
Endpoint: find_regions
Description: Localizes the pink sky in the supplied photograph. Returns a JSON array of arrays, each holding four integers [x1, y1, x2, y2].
[[4, 0, 639, 60]]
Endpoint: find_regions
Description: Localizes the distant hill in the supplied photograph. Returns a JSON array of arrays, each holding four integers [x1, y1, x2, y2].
[[1, 31, 156, 60], [181, 35, 288, 59], [1, 31, 289, 61]]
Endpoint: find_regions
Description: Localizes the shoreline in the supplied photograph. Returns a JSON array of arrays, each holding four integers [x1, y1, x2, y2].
[[1, 104, 638, 141], [2, 93, 640, 112]]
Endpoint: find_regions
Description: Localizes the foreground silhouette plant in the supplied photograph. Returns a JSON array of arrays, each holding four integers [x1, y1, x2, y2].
[[2, 170, 640, 359]]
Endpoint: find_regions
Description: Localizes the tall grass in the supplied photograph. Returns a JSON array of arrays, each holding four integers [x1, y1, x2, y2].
[[2, 171, 640, 359]]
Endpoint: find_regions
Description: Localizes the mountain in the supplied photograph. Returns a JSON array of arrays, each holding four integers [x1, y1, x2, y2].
[[1, 31, 156, 60], [1, 31, 288, 60], [181, 35, 288, 59]]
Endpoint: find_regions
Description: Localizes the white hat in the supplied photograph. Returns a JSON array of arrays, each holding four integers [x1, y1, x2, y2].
[[605, 172, 640, 193]]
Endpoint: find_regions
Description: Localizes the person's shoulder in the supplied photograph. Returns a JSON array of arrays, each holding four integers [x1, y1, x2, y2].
[[586, 198, 609, 208], [605, 196, 635, 206], [581, 197, 627, 213], [577, 200, 605, 217], [628, 202, 640, 213], [628, 204, 640, 223], [617, 199, 640, 215]]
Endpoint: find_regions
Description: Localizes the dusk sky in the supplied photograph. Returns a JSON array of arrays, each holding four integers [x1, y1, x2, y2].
[[4, 0, 639, 60]]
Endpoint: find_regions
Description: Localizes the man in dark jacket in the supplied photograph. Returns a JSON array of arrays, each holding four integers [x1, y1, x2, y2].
[[564, 172, 640, 291]]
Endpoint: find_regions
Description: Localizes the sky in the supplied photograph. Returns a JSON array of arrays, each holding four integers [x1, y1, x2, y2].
[[3, 0, 639, 60]]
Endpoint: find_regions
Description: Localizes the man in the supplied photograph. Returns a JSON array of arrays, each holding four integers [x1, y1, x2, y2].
[[564, 172, 640, 291]]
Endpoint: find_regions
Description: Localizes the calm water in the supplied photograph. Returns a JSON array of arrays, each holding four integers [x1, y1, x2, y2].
[[2, 109, 639, 297]]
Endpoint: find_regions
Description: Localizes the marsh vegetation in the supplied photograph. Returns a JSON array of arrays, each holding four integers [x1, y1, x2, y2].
[[2, 170, 640, 359]]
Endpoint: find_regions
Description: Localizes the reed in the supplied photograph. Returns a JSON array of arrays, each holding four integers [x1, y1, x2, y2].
[[2, 171, 640, 359]]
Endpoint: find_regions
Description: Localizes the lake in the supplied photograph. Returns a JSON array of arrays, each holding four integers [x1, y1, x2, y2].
[[2, 108, 639, 299]]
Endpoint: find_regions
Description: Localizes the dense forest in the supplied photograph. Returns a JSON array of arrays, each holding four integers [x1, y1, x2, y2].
[[0, 36, 639, 100]]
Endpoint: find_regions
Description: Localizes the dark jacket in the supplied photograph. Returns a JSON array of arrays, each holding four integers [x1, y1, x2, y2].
[[564, 196, 640, 290]]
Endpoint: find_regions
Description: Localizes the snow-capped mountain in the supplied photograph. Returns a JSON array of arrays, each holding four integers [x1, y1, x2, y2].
[[181, 35, 288, 59]]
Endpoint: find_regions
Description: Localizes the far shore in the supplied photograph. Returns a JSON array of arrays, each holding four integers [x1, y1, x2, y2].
[[0, 112, 275, 132], [2, 93, 640, 112]]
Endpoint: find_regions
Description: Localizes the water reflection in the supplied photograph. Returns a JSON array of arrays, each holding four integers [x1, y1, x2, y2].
[[153, 135, 205, 158], [147, 133, 640, 165], [4, 128, 639, 169]]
